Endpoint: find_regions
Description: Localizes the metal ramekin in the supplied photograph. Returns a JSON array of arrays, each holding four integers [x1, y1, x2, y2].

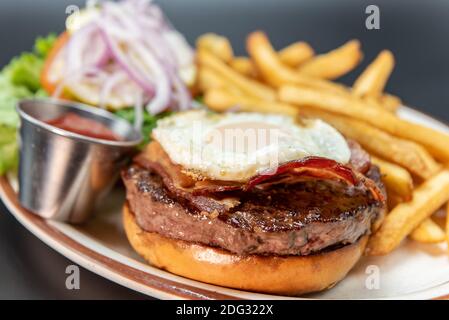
[[16, 99, 142, 223]]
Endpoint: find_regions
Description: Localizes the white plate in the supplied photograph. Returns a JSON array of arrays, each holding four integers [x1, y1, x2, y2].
[[1, 106, 449, 300]]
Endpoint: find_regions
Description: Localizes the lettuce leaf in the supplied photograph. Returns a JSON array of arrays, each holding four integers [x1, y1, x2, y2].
[[0, 126, 18, 175], [34, 33, 57, 57], [114, 108, 171, 148], [0, 33, 56, 174], [5, 53, 44, 93], [0, 74, 31, 127]]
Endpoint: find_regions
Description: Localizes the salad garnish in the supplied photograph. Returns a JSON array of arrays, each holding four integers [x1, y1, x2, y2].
[[0, 0, 196, 173]]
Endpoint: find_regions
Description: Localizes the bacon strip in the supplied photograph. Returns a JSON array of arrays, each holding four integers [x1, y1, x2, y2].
[[134, 141, 384, 202], [245, 157, 356, 190], [347, 139, 371, 174]]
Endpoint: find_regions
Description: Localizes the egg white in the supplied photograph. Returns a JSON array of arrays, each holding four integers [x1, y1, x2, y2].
[[152, 110, 351, 182]]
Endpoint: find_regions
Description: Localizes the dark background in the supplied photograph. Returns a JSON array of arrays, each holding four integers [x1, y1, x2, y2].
[[1, 0, 448, 299]]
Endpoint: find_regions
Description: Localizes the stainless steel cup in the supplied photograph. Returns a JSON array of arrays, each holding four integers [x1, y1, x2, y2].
[[17, 99, 142, 223]]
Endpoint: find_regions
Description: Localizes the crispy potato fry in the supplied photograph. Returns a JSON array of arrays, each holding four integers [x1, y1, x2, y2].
[[371, 156, 414, 201], [366, 170, 449, 255], [353, 50, 395, 97], [246, 31, 348, 94], [197, 50, 276, 101], [230, 57, 258, 78], [296, 107, 440, 179], [196, 32, 449, 259], [447, 202, 449, 250], [279, 41, 314, 67], [387, 192, 404, 211], [196, 33, 234, 63], [279, 85, 449, 161], [410, 218, 446, 243], [230, 42, 313, 77], [298, 40, 362, 80], [204, 88, 298, 117], [197, 67, 243, 95], [431, 210, 446, 229], [362, 95, 397, 113], [197, 67, 225, 91], [362, 94, 402, 113], [380, 94, 402, 112]]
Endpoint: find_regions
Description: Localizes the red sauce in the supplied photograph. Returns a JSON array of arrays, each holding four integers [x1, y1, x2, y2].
[[46, 112, 121, 141]]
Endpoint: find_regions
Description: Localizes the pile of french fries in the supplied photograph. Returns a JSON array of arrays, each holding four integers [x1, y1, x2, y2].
[[195, 31, 449, 256]]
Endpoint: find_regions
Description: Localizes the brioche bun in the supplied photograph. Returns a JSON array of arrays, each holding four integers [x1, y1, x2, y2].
[[123, 203, 368, 296]]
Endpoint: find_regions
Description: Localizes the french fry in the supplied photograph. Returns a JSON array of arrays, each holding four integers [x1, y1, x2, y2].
[[230, 57, 258, 78], [366, 169, 449, 255], [410, 218, 446, 244], [279, 41, 314, 67], [230, 42, 313, 77], [431, 209, 446, 229], [246, 31, 348, 94], [196, 33, 234, 63], [362, 95, 397, 113], [380, 94, 402, 112], [447, 202, 449, 251], [298, 40, 363, 80], [353, 50, 395, 97], [363, 94, 402, 114], [197, 50, 276, 101], [197, 67, 243, 95], [387, 192, 404, 211], [197, 67, 225, 91], [230, 43, 314, 77], [196, 32, 449, 261], [296, 107, 440, 179], [279, 84, 449, 161], [204, 88, 298, 117], [371, 156, 413, 201]]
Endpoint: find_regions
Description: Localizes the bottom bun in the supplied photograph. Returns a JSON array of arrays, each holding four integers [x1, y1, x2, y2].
[[123, 203, 368, 296]]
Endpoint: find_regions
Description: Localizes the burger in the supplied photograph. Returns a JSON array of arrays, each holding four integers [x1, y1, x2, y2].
[[122, 110, 386, 296]]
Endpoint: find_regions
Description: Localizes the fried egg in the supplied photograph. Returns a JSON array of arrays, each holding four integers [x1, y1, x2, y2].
[[152, 110, 351, 182]]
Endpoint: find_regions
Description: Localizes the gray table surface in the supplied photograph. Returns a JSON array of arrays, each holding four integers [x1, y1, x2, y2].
[[1, 0, 448, 299]]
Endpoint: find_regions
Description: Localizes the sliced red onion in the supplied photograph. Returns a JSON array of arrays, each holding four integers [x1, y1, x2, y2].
[[131, 42, 171, 114], [162, 30, 194, 68], [99, 72, 128, 109], [65, 23, 95, 74], [141, 2, 166, 27], [133, 91, 144, 131], [141, 30, 178, 68], [89, 31, 110, 68], [98, 24, 155, 96], [65, 23, 109, 74], [103, 2, 142, 37], [170, 71, 191, 110], [54, 0, 193, 115], [52, 66, 101, 99]]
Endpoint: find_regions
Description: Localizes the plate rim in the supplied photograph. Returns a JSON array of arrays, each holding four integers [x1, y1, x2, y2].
[[0, 177, 240, 300], [2, 105, 449, 300]]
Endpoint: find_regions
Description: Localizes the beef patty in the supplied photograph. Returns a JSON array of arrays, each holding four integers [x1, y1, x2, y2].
[[122, 163, 385, 256]]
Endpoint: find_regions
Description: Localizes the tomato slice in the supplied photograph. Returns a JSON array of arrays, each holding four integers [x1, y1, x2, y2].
[[40, 32, 70, 95]]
